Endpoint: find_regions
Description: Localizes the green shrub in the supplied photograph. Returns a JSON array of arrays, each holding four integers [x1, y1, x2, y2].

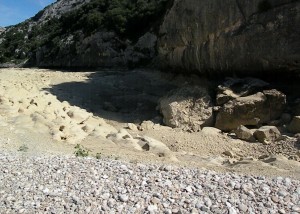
[[74, 144, 91, 157], [0, 0, 172, 63], [18, 144, 29, 152]]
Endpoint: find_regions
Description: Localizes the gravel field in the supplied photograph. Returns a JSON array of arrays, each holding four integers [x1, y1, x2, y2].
[[0, 152, 299, 214]]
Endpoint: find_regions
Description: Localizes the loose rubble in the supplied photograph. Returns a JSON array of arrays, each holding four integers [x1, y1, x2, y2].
[[0, 152, 299, 213]]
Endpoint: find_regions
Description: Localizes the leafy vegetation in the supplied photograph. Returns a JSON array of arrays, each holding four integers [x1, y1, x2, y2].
[[60, 0, 170, 37], [18, 144, 29, 152], [0, 0, 171, 64], [74, 144, 91, 157]]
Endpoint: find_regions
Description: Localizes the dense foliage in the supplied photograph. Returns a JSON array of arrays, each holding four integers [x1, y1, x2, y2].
[[0, 0, 170, 64]]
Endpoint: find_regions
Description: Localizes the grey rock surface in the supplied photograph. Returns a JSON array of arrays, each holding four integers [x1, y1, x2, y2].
[[215, 87, 286, 131], [158, 0, 300, 75], [159, 86, 214, 131], [34, 0, 91, 23]]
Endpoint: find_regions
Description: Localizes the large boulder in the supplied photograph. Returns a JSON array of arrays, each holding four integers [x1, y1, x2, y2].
[[288, 116, 300, 134], [215, 79, 286, 131], [159, 86, 213, 131], [216, 78, 269, 105], [254, 126, 281, 143], [234, 125, 256, 142], [158, 0, 300, 76]]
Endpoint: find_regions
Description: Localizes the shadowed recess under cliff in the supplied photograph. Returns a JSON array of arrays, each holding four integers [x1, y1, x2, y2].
[[44, 70, 177, 123]]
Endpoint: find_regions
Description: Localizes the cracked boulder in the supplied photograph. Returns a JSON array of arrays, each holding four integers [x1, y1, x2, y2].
[[215, 78, 286, 131], [159, 86, 213, 132]]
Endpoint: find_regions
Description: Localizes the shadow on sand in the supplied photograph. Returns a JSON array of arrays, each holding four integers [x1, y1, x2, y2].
[[44, 69, 178, 123]]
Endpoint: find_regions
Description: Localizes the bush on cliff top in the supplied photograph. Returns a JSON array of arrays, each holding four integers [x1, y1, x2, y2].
[[0, 0, 170, 64]]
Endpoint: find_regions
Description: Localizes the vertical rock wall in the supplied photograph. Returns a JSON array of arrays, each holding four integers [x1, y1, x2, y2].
[[158, 0, 300, 76]]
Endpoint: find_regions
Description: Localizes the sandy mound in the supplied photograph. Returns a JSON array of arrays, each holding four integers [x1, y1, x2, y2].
[[0, 68, 177, 161]]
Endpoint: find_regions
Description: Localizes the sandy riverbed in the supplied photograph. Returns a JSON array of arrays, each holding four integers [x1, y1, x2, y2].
[[0, 68, 299, 179]]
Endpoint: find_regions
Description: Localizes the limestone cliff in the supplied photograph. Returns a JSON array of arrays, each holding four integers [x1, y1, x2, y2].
[[0, 0, 299, 74], [158, 0, 300, 76]]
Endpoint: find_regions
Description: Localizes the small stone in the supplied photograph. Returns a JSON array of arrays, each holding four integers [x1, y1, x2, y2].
[[43, 188, 49, 194], [284, 178, 292, 185], [278, 190, 288, 197], [223, 151, 235, 158], [271, 196, 279, 203], [238, 203, 248, 212], [279, 209, 286, 214], [292, 206, 300, 212], [164, 209, 172, 214], [258, 154, 269, 160], [164, 165, 173, 172], [140, 120, 155, 130], [171, 208, 179, 213], [120, 165, 128, 171], [101, 193, 110, 200], [162, 202, 169, 208], [200, 206, 209, 212], [107, 199, 115, 208], [147, 204, 158, 212], [195, 202, 202, 209], [151, 197, 160, 204], [296, 187, 300, 194], [185, 186, 193, 193], [119, 194, 128, 202], [229, 207, 237, 214], [127, 123, 138, 131], [190, 208, 198, 214]]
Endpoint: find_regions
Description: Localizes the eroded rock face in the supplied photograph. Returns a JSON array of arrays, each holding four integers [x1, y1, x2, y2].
[[158, 0, 300, 75], [215, 78, 286, 131], [159, 86, 213, 131], [35, 0, 91, 24]]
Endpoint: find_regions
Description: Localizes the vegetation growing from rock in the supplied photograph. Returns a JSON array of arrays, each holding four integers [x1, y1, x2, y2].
[[0, 0, 171, 64]]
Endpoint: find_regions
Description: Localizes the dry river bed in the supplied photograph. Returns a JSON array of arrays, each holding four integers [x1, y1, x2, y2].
[[0, 68, 300, 212]]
